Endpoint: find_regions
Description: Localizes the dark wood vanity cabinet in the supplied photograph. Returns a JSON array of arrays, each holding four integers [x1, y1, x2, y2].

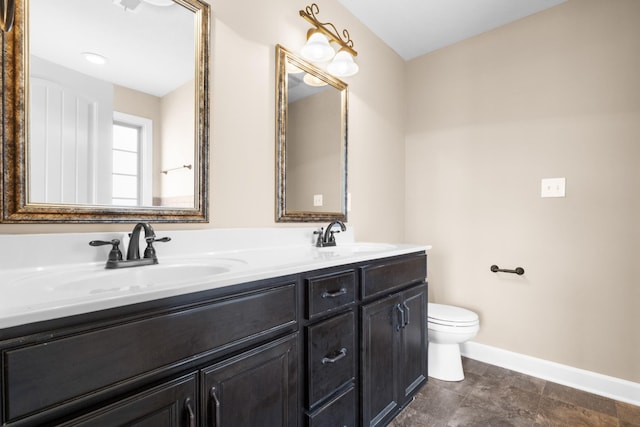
[[0, 279, 298, 427], [0, 251, 427, 427], [360, 256, 428, 427], [303, 269, 357, 427]]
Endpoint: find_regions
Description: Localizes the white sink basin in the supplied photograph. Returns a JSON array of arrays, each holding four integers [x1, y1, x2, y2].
[[6, 258, 247, 301], [48, 264, 234, 295]]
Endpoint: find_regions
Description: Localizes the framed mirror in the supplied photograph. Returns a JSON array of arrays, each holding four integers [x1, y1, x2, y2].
[[275, 45, 348, 223], [0, 0, 210, 223]]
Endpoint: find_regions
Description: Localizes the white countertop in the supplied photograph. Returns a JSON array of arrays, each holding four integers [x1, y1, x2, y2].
[[0, 228, 430, 329]]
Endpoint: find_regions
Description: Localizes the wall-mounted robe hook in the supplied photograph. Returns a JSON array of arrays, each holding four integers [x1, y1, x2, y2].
[[490, 265, 525, 275]]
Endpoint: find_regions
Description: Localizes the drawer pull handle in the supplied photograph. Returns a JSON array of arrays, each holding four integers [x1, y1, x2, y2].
[[322, 347, 348, 364], [322, 287, 347, 298], [184, 397, 196, 427], [210, 386, 221, 427]]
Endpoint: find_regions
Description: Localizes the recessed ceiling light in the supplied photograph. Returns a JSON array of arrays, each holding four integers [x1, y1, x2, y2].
[[82, 52, 108, 65]]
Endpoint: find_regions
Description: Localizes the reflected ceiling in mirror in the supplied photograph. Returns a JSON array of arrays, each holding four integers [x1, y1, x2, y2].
[[0, 0, 210, 223], [275, 45, 348, 223]]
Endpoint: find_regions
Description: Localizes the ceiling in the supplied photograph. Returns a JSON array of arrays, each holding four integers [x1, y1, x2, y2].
[[29, 0, 194, 97], [337, 0, 567, 60]]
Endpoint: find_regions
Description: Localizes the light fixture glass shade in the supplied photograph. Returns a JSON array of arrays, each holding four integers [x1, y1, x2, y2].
[[286, 62, 304, 74], [303, 73, 328, 87], [301, 32, 335, 62], [327, 50, 359, 77]]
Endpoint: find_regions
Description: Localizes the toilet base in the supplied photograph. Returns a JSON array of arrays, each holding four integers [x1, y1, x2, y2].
[[428, 342, 464, 381]]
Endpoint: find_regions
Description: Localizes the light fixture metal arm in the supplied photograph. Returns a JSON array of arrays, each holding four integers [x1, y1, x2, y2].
[[0, 0, 15, 32], [300, 3, 357, 57]]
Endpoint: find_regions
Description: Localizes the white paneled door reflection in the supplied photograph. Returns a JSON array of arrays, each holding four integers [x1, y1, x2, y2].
[[30, 77, 95, 204], [29, 71, 114, 206]]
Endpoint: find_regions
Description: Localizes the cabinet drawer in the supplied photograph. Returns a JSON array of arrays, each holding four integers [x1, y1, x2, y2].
[[360, 254, 426, 299], [2, 283, 296, 423], [306, 270, 355, 319], [306, 311, 355, 407], [306, 386, 356, 427]]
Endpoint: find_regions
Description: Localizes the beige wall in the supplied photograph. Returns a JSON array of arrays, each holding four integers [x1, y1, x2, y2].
[[0, 0, 406, 238], [210, 0, 406, 235], [405, 0, 640, 382], [5, 0, 635, 386], [287, 88, 342, 212], [160, 80, 195, 204]]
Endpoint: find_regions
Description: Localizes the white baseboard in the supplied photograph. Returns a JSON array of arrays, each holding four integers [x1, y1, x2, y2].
[[460, 341, 640, 407]]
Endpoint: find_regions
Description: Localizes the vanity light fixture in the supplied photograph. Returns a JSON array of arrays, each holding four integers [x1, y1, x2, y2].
[[299, 3, 359, 77], [327, 49, 359, 77], [0, 0, 15, 32], [82, 52, 108, 65]]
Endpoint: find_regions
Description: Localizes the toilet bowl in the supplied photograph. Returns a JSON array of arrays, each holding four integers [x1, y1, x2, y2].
[[428, 303, 479, 381]]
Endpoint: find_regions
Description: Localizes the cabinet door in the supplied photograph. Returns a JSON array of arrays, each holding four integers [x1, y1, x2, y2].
[[201, 334, 298, 427], [399, 284, 428, 400], [58, 373, 198, 427], [361, 294, 402, 427]]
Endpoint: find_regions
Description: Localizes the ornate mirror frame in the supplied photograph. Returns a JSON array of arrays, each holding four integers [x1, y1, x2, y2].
[[0, 0, 210, 223], [275, 45, 348, 223]]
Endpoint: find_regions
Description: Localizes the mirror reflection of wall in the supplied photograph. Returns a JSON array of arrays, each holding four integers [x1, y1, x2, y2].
[[286, 73, 342, 212], [275, 45, 348, 222], [27, 0, 196, 208]]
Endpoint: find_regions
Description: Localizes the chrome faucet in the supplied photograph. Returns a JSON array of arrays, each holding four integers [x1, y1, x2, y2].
[[90, 223, 171, 269], [314, 220, 347, 247]]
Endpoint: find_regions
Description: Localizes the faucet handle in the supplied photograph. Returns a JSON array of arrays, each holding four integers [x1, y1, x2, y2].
[[143, 236, 171, 259], [313, 228, 324, 247], [327, 229, 341, 242], [89, 239, 123, 262], [146, 236, 171, 244]]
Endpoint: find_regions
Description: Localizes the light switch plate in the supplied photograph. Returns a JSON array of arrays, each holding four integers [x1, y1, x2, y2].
[[541, 178, 566, 198]]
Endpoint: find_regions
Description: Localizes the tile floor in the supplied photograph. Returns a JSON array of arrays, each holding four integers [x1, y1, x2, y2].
[[388, 358, 640, 427]]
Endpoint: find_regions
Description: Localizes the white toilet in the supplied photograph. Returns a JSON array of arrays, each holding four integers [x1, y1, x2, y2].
[[427, 303, 480, 381]]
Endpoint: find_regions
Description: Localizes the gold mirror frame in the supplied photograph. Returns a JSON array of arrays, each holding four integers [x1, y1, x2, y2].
[[0, 0, 210, 223], [275, 45, 348, 223]]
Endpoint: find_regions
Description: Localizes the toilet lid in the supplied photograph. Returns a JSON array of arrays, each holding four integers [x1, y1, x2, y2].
[[428, 303, 479, 326]]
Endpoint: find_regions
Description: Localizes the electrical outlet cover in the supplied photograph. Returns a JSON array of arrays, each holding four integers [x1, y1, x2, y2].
[[541, 178, 566, 198]]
